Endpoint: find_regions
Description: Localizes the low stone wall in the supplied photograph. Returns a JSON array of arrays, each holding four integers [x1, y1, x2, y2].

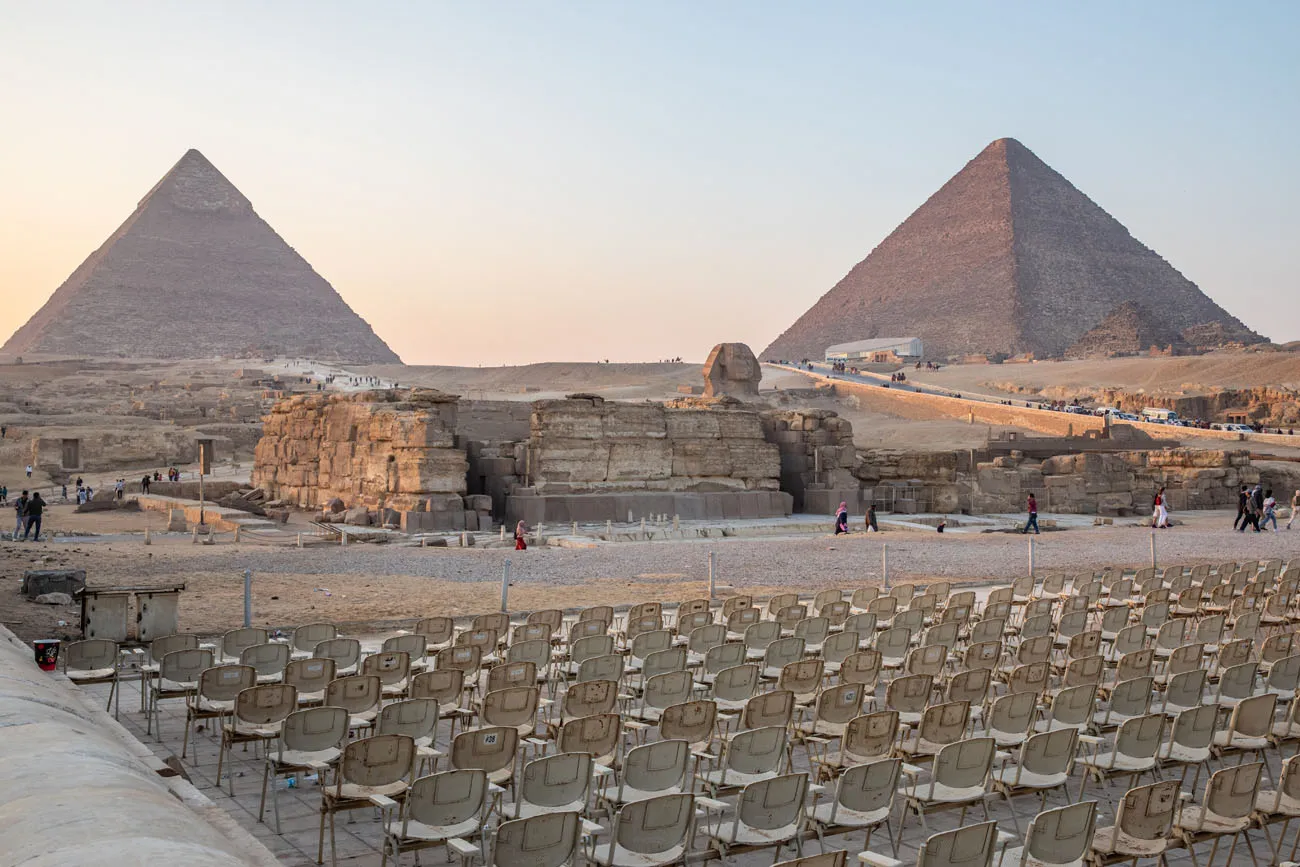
[[506, 489, 793, 524], [0, 624, 279, 866], [136, 494, 271, 532]]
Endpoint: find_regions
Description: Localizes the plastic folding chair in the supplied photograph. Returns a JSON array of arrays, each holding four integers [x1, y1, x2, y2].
[[1077, 712, 1165, 801], [63, 638, 121, 719], [1174, 761, 1265, 867], [284, 657, 336, 706], [808, 711, 898, 780], [602, 739, 691, 809], [318, 734, 417, 866], [313, 636, 361, 676], [696, 724, 789, 797], [378, 697, 443, 773], [510, 751, 594, 819], [898, 700, 971, 762], [184, 663, 255, 760], [1157, 703, 1218, 793], [379, 768, 490, 867], [990, 727, 1078, 835], [894, 738, 996, 850], [260, 705, 349, 833], [240, 642, 291, 684], [807, 758, 901, 857], [219, 683, 296, 795], [586, 793, 696, 867], [1089, 779, 1180, 865], [704, 773, 809, 864], [995, 799, 1096, 867]]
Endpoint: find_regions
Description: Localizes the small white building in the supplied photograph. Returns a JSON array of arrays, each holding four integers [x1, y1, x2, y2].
[[825, 337, 924, 362]]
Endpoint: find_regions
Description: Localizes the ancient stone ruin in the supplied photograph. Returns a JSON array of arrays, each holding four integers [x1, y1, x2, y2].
[[252, 389, 467, 517], [702, 342, 762, 398], [760, 409, 859, 513], [762, 137, 1263, 362], [2, 149, 400, 363]]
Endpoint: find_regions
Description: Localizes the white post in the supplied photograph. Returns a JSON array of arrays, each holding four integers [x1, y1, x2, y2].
[[1028, 537, 1035, 577], [1150, 531, 1157, 569], [297, 532, 303, 548], [234, 524, 241, 543], [191, 526, 198, 545], [572, 521, 577, 536], [606, 519, 612, 536], [501, 559, 511, 612], [144, 526, 151, 545], [500, 525, 505, 542], [640, 517, 646, 536], [627, 509, 633, 523], [673, 514, 679, 531], [341, 530, 348, 547], [461, 532, 468, 547], [708, 551, 717, 599], [882, 544, 890, 589], [243, 569, 252, 628]]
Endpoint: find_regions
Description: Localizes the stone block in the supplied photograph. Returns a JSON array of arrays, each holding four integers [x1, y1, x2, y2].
[[21, 570, 86, 600]]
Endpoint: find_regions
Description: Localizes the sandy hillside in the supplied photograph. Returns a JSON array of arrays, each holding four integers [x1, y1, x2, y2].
[[360, 361, 704, 401]]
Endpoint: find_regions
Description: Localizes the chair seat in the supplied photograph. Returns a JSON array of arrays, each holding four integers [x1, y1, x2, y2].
[[348, 710, 379, 727], [592, 841, 687, 867], [993, 845, 1085, 867], [67, 667, 117, 681], [897, 736, 957, 759], [1175, 805, 1251, 835], [992, 766, 1068, 791], [1091, 825, 1172, 858], [699, 768, 779, 790], [226, 719, 284, 738], [196, 698, 237, 714], [512, 799, 586, 819], [486, 767, 514, 786], [1033, 720, 1088, 735], [275, 746, 342, 768], [1271, 722, 1300, 741], [606, 783, 687, 806], [724, 820, 801, 847], [159, 678, 199, 692], [1093, 710, 1146, 728], [900, 781, 985, 805], [297, 690, 326, 705], [255, 673, 283, 684], [990, 730, 1030, 749], [1255, 790, 1300, 817], [384, 815, 480, 843], [1082, 752, 1155, 773], [1213, 731, 1269, 750], [808, 801, 890, 828], [335, 779, 409, 801], [1158, 742, 1210, 764]]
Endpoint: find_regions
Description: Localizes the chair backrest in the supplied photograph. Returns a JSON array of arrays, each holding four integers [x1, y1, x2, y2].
[[451, 725, 518, 774], [577, 653, 624, 684], [917, 701, 970, 747], [1215, 638, 1254, 673], [148, 633, 198, 665], [283, 656, 336, 695], [1007, 661, 1049, 695], [1099, 605, 1129, 634], [159, 647, 214, 685], [907, 644, 948, 677], [743, 620, 781, 651], [876, 627, 911, 661], [814, 683, 868, 726], [561, 679, 618, 719], [521, 752, 592, 809], [1115, 713, 1165, 760], [507, 639, 551, 671], [1170, 703, 1218, 751], [234, 683, 297, 726], [65, 638, 118, 672], [528, 609, 564, 632], [947, 668, 991, 707], [795, 616, 831, 646], [1065, 631, 1102, 661], [741, 690, 795, 731], [557, 713, 620, 762], [916, 821, 998, 867], [1115, 626, 1149, 659], [868, 596, 898, 619], [623, 739, 690, 795], [488, 661, 538, 694], [240, 642, 291, 678], [1108, 676, 1154, 719], [199, 664, 256, 702], [1016, 635, 1053, 666], [482, 686, 539, 729], [894, 609, 925, 634], [492, 811, 581, 867], [643, 670, 693, 710], [569, 619, 610, 641], [777, 659, 823, 699], [835, 758, 900, 817], [1056, 610, 1087, 639], [512, 623, 553, 645], [1116, 780, 1180, 844], [281, 705, 348, 757], [813, 588, 844, 610], [886, 674, 933, 715], [362, 650, 410, 687], [614, 793, 695, 856], [1039, 574, 1066, 596], [726, 725, 788, 776], [629, 629, 673, 662], [1020, 614, 1054, 642], [569, 634, 615, 665], [1261, 632, 1298, 665], [1198, 761, 1265, 822], [1021, 727, 1077, 776], [414, 617, 454, 647], [378, 698, 438, 743], [768, 593, 800, 616], [712, 664, 759, 703], [337, 734, 415, 791], [472, 612, 510, 635], [641, 647, 688, 680], [986, 587, 1013, 607], [677, 598, 713, 621], [1230, 693, 1278, 738], [821, 631, 861, 665], [737, 773, 806, 831], [963, 641, 1002, 674], [851, 587, 880, 608], [774, 604, 808, 629], [580, 605, 615, 624], [1046, 684, 1096, 727], [727, 607, 761, 634], [658, 701, 716, 749], [1023, 801, 1096, 867], [221, 627, 268, 660], [967, 618, 1004, 646], [1268, 654, 1300, 693], [627, 602, 663, 624], [625, 615, 664, 641], [313, 637, 361, 671], [1218, 662, 1259, 700], [325, 674, 381, 715], [1165, 642, 1205, 677], [931, 737, 995, 791], [405, 769, 488, 832], [819, 601, 850, 627], [457, 628, 499, 653], [989, 691, 1036, 737], [844, 612, 877, 636], [410, 667, 464, 706], [839, 650, 882, 687], [688, 624, 727, 655], [923, 621, 960, 651], [703, 642, 746, 675], [292, 622, 337, 654]]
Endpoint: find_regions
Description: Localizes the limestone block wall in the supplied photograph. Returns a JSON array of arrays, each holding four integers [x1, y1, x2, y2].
[[760, 409, 859, 513], [252, 389, 467, 510], [30, 427, 198, 476], [527, 396, 780, 494]]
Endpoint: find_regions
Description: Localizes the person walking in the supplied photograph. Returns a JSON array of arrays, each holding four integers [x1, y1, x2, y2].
[[1262, 490, 1279, 531], [1152, 487, 1170, 529], [1022, 492, 1040, 535], [1288, 490, 1300, 530], [21, 492, 43, 541], [1234, 485, 1249, 530], [833, 501, 849, 535], [1239, 492, 1260, 533], [0, 485, 6, 506], [25, 465, 32, 479], [141, 474, 151, 495], [865, 504, 879, 533], [514, 520, 528, 551], [13, 490, 28, 540]]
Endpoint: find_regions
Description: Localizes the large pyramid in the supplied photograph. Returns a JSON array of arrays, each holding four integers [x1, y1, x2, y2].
[[762, 138, 1263, 361], [3, 149, 401, 363]]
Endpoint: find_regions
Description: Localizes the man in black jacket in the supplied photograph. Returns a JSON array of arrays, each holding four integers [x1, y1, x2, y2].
[[13, 490, 28, 540], [22, 492, 44, 541], [1233, 486, 1249, 530]]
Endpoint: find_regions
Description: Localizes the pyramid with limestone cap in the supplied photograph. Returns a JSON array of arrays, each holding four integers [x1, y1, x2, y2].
[[762, 138, 1263, 361], [3, 149, 401, 363]]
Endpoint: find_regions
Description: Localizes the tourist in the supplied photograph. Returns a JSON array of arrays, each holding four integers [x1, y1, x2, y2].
[[865, 504, 879, 533], [76, 475, 83, 489], [1152, 487, 1169, 529], [834, 502, 849, 535], [1233, 485, 1249, 530], [514, 520, 528, 551], [13, 490, 28, 540], [115, 479, 124, 501], [25, 464, 32, 479], [22, 492, 44, 541], [1, 425, 6, 437], [0, 485, 6, 505], [141, 474, 151, 494], [61, 484, 67, 501], [1238, 492, 1260, 533], [1288, 490, 1300, 530], [1262, 489, 1279, 532], [1021, 492, 1040, 535], [76, 486, 86, 505]]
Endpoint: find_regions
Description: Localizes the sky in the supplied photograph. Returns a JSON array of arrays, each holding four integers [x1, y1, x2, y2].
[[1, 1, 1296, 366]]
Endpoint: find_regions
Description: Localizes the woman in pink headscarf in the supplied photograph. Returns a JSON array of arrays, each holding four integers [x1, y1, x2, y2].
[[834, 502, 849, 535], [515, 520, 528, 550]]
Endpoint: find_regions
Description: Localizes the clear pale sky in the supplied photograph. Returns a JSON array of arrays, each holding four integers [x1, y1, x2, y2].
[[2, 1, 1296, 365]]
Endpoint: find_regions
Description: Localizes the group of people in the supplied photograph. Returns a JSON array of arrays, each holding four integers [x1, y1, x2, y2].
[[889, 371, 908, 383], [1235, 484, 1296, 532], [833, 502, 880, 534], [11, 490, 44, 541]]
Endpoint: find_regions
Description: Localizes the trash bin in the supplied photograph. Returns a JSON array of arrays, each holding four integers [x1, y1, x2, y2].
[[33, 639, 60, 671]]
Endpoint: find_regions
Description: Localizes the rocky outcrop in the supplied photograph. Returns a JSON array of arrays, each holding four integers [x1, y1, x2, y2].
[[702, 343, 761, 398], [252, 389, 466, 510], [760, 409, 859, 513]]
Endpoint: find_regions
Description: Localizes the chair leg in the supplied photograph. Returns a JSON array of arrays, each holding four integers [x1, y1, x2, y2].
[[330, 808, 338, 867], [317, 801, 327, 864], [258, 761, 270, 825], [217, 734, 227, 796], [1002, 790, 1021, 837], [183, 708, 192, 760]]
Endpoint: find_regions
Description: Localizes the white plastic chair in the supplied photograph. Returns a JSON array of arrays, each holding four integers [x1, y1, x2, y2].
[[807, 757, 901, 857], [1089, 779, 1180, 865], [990, 728, 1077, 836], [379, 768, 490, 867], [1173, 760, 1265, 867], [587, 793, 695, 867], [895, 737, 996, 849], [994, 800, 1096, 867], [705, 772, 809, 864], [1077, 712, 1165, 801], [260, 705, 348, 833]]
